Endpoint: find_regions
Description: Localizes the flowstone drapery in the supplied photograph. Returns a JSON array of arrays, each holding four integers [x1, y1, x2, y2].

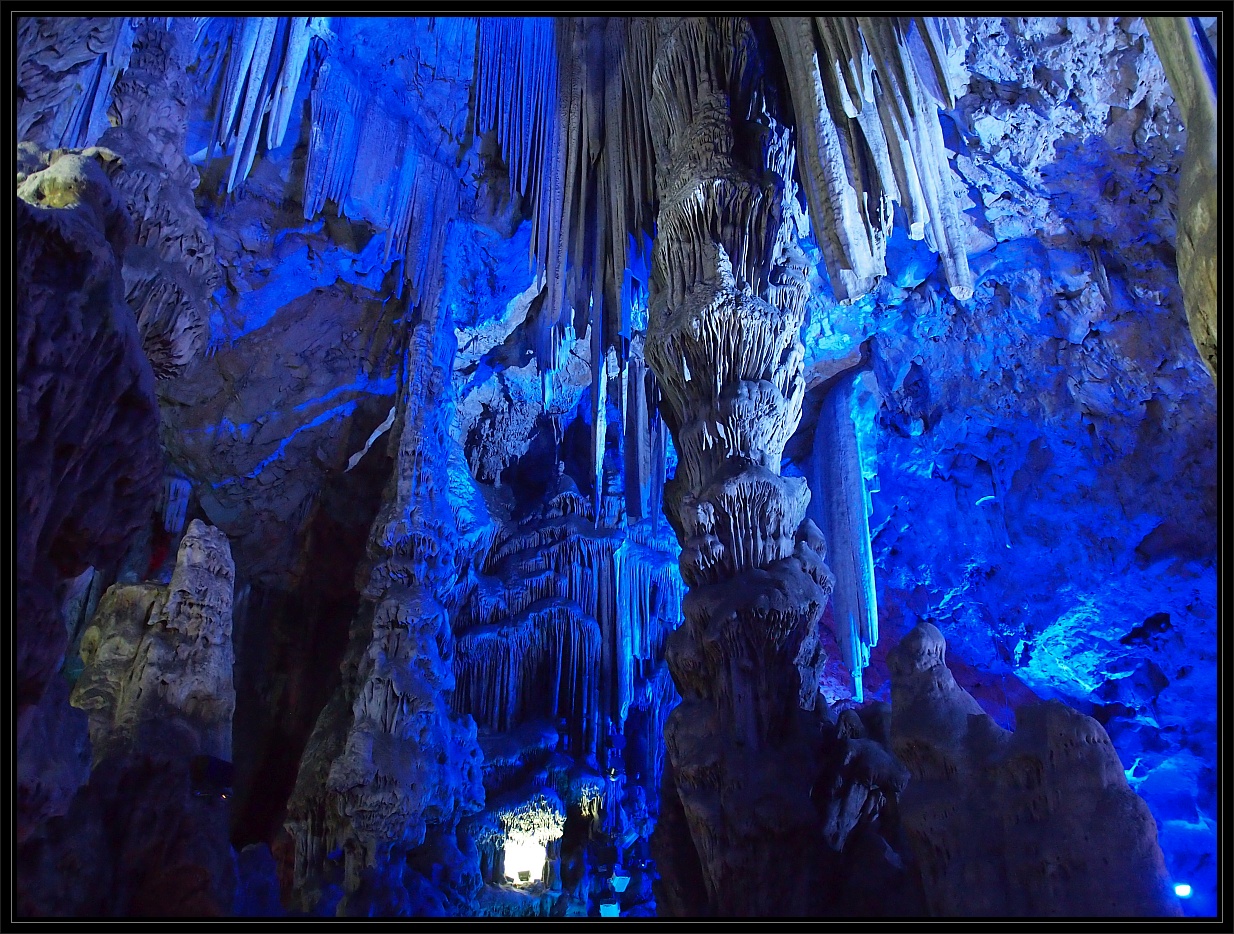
[[644, 17, 836, 916]]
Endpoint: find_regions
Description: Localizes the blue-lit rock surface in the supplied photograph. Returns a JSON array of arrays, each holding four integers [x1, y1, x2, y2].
[[14, 15, 1217, 919], [793, 17, 1217, 915]]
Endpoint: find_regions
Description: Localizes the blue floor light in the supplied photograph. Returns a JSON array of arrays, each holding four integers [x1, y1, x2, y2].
[[1174, 883, 1192, 898]]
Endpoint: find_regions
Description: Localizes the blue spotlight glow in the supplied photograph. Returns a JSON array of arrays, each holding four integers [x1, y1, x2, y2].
[[1174, 883, 1192, 898]]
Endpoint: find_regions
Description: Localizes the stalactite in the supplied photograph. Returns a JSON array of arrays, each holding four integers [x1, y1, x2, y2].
[[301, 56, 456, 303], [811, 373, 879, 702], [1146, 17, 1218, 381], [208, 16, 332, 194], [453, 600, 601, 745], [771, 16, 973, 302], [16, 17, 137, 152], [265, 18, 325, 149], [623, 343, 653, 523], [475, 16, 562, 322], [614, 536, 685, 721], [475, 15, 661, 435]]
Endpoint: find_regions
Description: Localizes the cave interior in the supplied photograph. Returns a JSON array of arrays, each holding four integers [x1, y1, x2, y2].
[[13, 14, 1221, 920]]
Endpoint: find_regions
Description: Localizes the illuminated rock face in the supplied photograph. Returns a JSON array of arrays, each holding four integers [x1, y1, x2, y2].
[[645, 17, 834, 916], [889, 623, 1181, 917]]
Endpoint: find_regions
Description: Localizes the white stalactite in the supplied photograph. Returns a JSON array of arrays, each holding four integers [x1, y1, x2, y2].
[[208, 16, 331, 194], [771, 16, 973, 301], [812, 372, 878, 701]]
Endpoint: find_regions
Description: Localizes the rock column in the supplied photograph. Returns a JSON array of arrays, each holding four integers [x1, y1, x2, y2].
[[284, 308, 485, 915], [644, 16, 835, 916]]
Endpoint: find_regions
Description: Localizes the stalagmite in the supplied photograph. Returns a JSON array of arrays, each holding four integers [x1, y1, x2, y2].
[[889, 623, 1182, 917], [812, 373, 879, 702], [284, 282, 484, 912], [72, 520, 236, 762]]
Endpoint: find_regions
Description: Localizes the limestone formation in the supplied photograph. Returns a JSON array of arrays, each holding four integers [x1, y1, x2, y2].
[[812, 372, 880, 701], [19, 520, 238, 918], [1146, 18, 1217, 381], [284, 313, 486, 914], [71, 519, 237, 761], [15, 675, 91, 846], [15, 143, 162, 770], [771, 17, 974, 302], [453, 494, 651, 761], [644, 16, 835, 916], [11, 15, 1218, 920], [16, 17, 136, 150], [205, 17, 332, 194], [98, 18, 220, 379], [889, 622, 1181, 917]]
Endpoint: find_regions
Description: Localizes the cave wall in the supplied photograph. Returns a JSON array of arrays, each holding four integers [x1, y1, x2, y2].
[[13, 14, 1219, 919]]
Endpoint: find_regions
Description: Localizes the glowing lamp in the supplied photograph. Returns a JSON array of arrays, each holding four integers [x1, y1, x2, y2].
[[611, 873, 630, 893], [1174, 884, 1192, 898], [498, 790, 565, 886], [599, 902, 621, 917], [503, 833, 547, 885]]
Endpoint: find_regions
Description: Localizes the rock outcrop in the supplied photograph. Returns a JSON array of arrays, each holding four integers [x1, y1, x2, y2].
[[888, 622, 1181, 916], [15, 145, 163, 844], [71, 519, 237, 761], [19, 520, 238, 917]]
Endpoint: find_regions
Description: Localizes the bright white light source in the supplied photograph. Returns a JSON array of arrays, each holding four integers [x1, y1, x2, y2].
[[1174, 884, 1192, 898], [503, 834, 546, 885]]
